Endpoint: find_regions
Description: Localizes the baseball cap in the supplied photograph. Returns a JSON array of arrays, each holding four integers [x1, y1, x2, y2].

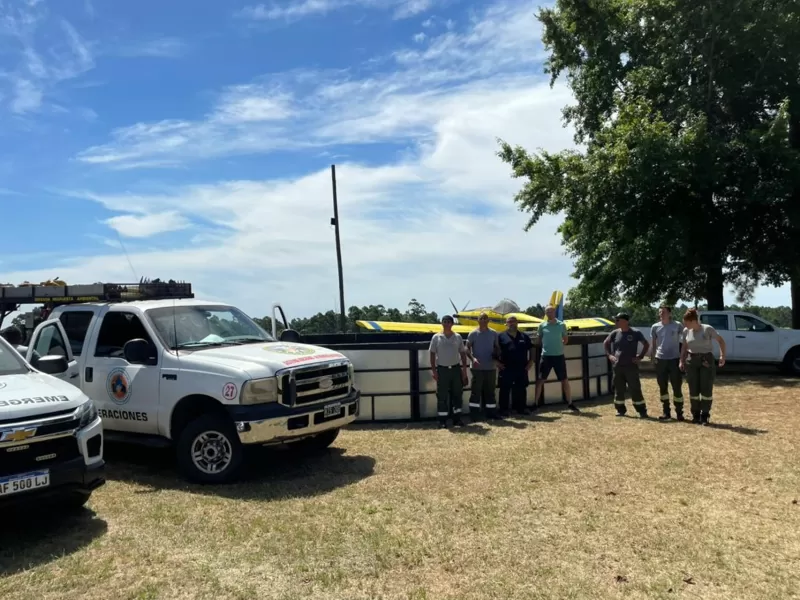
[[614, 312, 630, 322]]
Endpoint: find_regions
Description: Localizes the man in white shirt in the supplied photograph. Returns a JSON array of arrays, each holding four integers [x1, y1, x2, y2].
[[429, 315, 468, 428]]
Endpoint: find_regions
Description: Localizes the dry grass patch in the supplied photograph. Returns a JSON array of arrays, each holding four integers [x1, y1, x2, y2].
[[2, 373, 799, 599]]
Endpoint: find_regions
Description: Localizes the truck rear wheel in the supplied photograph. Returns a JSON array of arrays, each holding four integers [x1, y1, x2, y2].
[[295, 428, 340, 454], [176, 414, 244, 484], [781, 347, 800, 376]]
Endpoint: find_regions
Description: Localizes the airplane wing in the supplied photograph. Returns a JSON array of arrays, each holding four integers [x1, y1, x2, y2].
[[355, 320, 474, 334], [562, 317, 614, 329]]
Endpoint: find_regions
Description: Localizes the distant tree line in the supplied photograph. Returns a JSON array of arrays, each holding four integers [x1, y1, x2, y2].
[[253, 299, 795, 335]]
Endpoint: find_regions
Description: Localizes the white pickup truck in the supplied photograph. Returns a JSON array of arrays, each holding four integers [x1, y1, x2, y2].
[[0, 335, 105, 509], [693, 310, 800, 374], [1, 281, 360, 484]]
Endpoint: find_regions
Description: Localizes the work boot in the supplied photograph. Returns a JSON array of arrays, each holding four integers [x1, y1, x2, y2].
[[675, 409, 685, 422], [659, 403, 671, 421], [453, 416, 464, 427], [700, 412, 711, 426], [438, 420, 448, 429], [637, 409, 649, 419], [567, 403, 580, 413]]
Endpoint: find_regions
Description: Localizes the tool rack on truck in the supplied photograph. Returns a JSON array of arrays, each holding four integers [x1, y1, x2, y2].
[[1, 279, 359, 483]]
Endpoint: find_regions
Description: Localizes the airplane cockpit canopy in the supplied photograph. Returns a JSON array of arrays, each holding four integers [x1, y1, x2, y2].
[[493, 299, 521, 314]]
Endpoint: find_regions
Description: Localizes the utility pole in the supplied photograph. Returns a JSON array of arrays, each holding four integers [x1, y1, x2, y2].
[[330, 164, 346, 333]]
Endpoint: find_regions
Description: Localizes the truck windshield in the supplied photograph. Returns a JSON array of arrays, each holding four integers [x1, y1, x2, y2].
[[146, 305, 276, 350], [0, 339, 28, 376]]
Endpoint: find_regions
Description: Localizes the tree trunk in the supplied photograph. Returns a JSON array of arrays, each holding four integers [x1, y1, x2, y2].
[[792, 270, 800, 329], [705, 263, 725, 310]]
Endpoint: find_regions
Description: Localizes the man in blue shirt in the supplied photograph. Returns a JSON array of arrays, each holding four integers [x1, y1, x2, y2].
[[534, 305, 580, 412], [497, 316, 534, 416]]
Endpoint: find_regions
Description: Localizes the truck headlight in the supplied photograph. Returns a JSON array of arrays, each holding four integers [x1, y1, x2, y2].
[[77, 399, 98, 428], [347, 363, 355, 389], [240, 377, 279, 405]]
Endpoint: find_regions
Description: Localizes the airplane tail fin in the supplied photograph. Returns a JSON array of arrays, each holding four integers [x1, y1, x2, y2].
[[548, 290, 565, 320]]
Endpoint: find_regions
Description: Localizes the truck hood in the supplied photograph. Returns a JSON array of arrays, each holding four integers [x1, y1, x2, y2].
[[185, 342, 348, 376], [0, 372, 86, 421]]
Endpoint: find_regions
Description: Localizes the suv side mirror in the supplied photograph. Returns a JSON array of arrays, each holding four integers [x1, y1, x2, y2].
[[36, 355, 69, 375], [124, 339, 157, 365], [279, 329, 303, 343]]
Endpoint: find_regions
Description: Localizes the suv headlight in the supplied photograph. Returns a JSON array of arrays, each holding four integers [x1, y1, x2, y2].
[[77, 399, 98, 428], [240, 377, 279, 405]]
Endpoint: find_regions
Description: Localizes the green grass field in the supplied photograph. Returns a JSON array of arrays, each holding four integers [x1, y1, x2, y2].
[[2, 373, 799, 600]]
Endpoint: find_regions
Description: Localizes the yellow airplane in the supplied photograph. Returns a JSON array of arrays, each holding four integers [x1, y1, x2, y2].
[[356, 291, 614, 334]]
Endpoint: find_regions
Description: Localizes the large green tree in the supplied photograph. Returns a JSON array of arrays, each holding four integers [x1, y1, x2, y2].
[[499, 0, 800, 320]]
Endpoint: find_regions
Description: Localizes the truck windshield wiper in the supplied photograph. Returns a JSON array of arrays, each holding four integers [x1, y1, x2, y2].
[[224, 336, 268, 344], [173, 341, 230, 349]]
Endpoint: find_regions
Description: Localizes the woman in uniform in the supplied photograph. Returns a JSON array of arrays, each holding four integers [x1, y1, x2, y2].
[[679, 308, 726, 425]]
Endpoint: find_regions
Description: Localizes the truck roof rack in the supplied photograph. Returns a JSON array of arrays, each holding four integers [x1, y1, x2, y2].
[[0, 278, 194, 312]]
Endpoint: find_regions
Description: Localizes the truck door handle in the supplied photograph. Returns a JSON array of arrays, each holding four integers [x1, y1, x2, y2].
[[736, 335, 746, 338], [85, 367, 93, 382], [69, 373, 79, 379]]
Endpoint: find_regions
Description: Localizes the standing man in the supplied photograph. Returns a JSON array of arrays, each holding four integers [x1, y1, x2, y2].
[[429, 315, 469, 428], [534, 305, 580, 413], [497, 316, 534, 416], [650, 305, 685, 421], [466, 312, 500, 420], [604, 312, 650, 418]]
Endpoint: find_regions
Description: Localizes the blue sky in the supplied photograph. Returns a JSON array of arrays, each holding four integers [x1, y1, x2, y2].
[[0, 0, 792, 323]]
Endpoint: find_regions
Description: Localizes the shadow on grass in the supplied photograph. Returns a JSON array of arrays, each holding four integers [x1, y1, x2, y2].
[[0, 506, 107, 577], [105, 445, 375, 501], [714, 374, 800, 389], [705, 422, 768, 436]]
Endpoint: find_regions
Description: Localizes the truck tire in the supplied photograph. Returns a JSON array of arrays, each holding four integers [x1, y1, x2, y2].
[[63, 491, 92, 512], [295, 428, 340, 454], [781, 347, 800, 376], [175, 414, 244, 484]]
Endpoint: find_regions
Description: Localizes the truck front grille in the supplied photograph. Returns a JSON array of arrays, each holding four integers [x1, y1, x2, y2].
[[280, 362, 351, 406], [0, 436, 80, 477]]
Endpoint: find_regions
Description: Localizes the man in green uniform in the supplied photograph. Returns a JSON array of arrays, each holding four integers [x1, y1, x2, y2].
[[604, 313, 650, 418], [429, 315, 469, 428], [650, 306, 685, 421]]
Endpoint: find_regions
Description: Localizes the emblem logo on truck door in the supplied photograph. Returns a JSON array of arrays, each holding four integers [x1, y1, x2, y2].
[[107, 368, 132, 405], [0, 427, 37, 443]]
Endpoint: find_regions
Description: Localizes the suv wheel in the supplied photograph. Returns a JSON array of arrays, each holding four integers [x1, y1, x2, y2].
[[176, 414, 244, 484], [781, 347, 800, 376]]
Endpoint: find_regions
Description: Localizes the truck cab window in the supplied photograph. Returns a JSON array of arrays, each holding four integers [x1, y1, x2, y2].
[[58, 311, 94, 356], [94, 312, 155, 358], [700, 314, 729, 330], [735, 315, 773, 332]]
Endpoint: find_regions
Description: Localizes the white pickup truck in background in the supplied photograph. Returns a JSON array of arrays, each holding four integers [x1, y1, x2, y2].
[[634, 310, 800, 374], [1, 281, 360, 484]]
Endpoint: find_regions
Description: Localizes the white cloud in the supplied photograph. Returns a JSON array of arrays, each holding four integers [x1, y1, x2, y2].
[[116, 37, 188, 59], [103, 211, 193, 238], [235, 0, 433, 22], [0, 2, 94, 115], [412, 31, 426, 43], [78, 0, 548, 168]]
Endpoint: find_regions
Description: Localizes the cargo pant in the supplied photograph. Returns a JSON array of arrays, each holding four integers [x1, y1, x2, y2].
[[469, 368, 497, 418], [654, 357, 684, 417], [685, 352, 716, 424], [499, 368, 528, 414], [613, 363, 647, 416], [436, 365, 464, 424]]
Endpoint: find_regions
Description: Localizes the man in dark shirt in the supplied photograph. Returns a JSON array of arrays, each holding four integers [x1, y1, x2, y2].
[[497, 316, 534, 416], [603, 312, 650, 418]]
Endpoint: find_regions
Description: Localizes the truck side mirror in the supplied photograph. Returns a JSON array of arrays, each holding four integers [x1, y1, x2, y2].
[[279, 329, 303, 343], [36, 355, 69, 375], [124, 339, 157, 365]]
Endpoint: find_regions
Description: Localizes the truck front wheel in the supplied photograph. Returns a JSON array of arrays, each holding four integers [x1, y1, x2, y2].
[[294, 427, 340, 454], [176, 414, 244, 484]]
